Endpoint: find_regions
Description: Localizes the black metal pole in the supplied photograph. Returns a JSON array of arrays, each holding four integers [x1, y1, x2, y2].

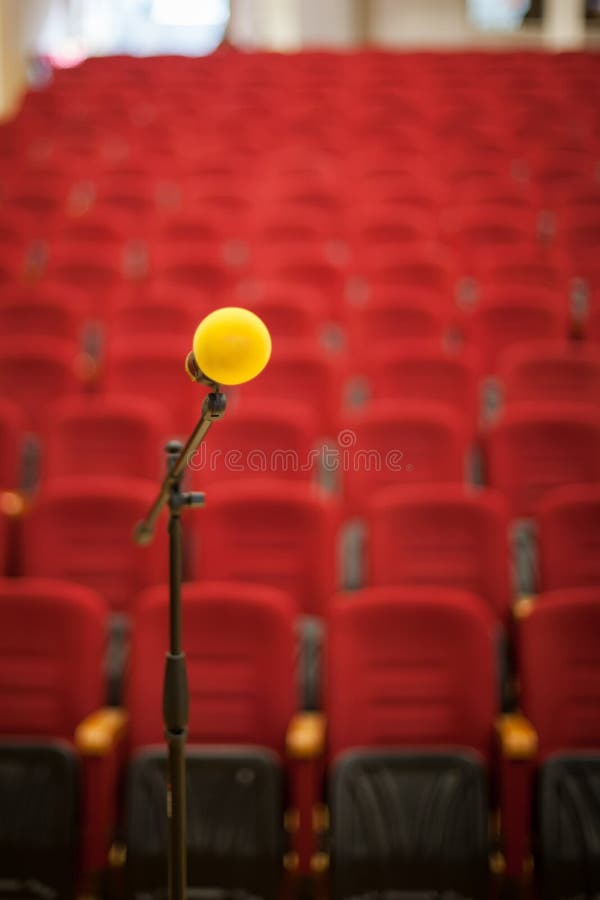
[[164, 442, 189, 900], [134, 390, 227, 900]]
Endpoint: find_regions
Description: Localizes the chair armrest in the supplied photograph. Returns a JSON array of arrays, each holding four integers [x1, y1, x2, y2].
[[75, 708, 128, 877], [513, 595, 537, 621], [0, 490, 26, 517], [286, 712, 326, 761], [75, 707, 128, 757], [496, 713, 538, 761], [495, 714, 538, 880], [286, 713, 326, 877]]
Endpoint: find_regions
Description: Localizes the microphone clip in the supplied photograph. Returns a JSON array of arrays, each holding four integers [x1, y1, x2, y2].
[[185, 351, 220, 390]]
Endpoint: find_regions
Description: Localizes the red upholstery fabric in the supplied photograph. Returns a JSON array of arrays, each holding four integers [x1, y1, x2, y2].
[[44, 393, 169, 482], [239, 339, 342, 437], [537, 484, 600, 592], [22, 477, 167, 613], [195, 479, 338, 617], [466, 292, 567, 375], [344, 400, 466, 508], [519, 589, 600, 757], [364, 339, 479, 435], [0, 337, 82, 432], [193, 400, 317, 485], [486, 402, 600, 518], [104, 336, 202, 434], [500, 340, 600, 407], [0, 577, 104, 738], [326, 586, 497, 762], [0, 397, 23, 492], [127, 580, 297, 754], [366, 484, 510, 619]]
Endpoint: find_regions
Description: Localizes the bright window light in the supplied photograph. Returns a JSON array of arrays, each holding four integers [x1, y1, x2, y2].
[[151, 0, 229, 27]]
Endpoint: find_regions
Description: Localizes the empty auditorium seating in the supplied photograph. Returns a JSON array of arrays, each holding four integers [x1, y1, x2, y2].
[[123, 580, 312, 897], [104, 336, 202, 434], [346, 291, 449, 356], [249, 291, 322, 342], [517, 589, 600, 899], [366, 484, 511, 618], [4, 46, 600, 893], [362, 339, 479, 434], [537, 484, 600, 592], [326, 586, 498, 898], [0, 398, 23, 493], [110, 296, 200, 347], [22, 477, 167, 613], [0, 289, 85, 344], [0, 337, 83, 432], [192, 399, 318, 486], [466, 290, 568, 374], [344, 400, 466, 508], [0, 577, 123, 890], [43, 394, 169, 482], [486, 403, 600, 518], [195, 479, 338, 617], [239, 340, 342, 438], [499, 340, 600, 407]]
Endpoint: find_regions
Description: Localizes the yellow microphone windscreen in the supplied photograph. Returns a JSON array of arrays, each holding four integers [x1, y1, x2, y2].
[[192, 307, 272, 386]]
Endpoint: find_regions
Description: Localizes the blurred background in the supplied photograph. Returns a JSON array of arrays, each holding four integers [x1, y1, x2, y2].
[[2, 0, 600, 117]]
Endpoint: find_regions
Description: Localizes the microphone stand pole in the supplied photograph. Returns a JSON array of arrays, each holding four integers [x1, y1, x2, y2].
[[134, 386, 227, 900]]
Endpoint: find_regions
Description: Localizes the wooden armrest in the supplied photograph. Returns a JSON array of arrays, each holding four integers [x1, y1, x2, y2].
[[495, 713, 538, 761], [513, 595, 536, 620], [286, 713, 326, 761], [75, 707, 128, 757]]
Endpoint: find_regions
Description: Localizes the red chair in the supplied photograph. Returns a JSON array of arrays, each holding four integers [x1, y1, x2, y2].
[[477, 250, 567, 294], [104, 336, 201, 435], [0, 337, 83, 432], [486, 403, 600, 518], [0, 398, 24, 493], [346, 292, 449, 355], [363, 339, 479, 435], [153, 247, 233, 296], [123, 580, 318, 895], [195, 479, 338, 618], [110, 296, 200, 346], [588, 302, 600, 342], [248, 293, 322, 342], [500, 340, 600, 407], [0, 577, 124, 888], [0, 290, 85, 344], [366, 484, 511, 619], [465, 290, 568, 375], [255, 251, 346, 321], [191, 400, 318, 486], [537, 483, 600, 592], [326, 586, 498, 898], [45, 243, 124, 314], [516, 589, 600, 898], [357, 244, 456, 298], [239, 339, 342, 438], [44, 394, 169, 482], [22, 477, 167, 614], [344, 400, 466, 509]]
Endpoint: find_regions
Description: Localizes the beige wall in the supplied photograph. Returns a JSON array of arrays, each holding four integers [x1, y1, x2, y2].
[[0, 0, 55, 120]]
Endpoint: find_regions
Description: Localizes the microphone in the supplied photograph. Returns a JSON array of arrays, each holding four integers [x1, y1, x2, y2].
[[184, 306, 272, 387]]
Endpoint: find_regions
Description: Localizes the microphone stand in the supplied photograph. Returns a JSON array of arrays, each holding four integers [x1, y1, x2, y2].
[[134, 385, 227, 900]]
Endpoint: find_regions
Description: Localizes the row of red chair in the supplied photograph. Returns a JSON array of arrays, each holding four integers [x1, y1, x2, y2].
[[0, 476, 598, 619], [1, 576, 598, 897]]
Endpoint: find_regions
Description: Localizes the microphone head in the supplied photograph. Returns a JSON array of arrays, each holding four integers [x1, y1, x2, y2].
[[192, 307, 272, 386]]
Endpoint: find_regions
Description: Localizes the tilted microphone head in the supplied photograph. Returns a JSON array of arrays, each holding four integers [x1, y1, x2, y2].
[[186, 306, 272, 387]]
